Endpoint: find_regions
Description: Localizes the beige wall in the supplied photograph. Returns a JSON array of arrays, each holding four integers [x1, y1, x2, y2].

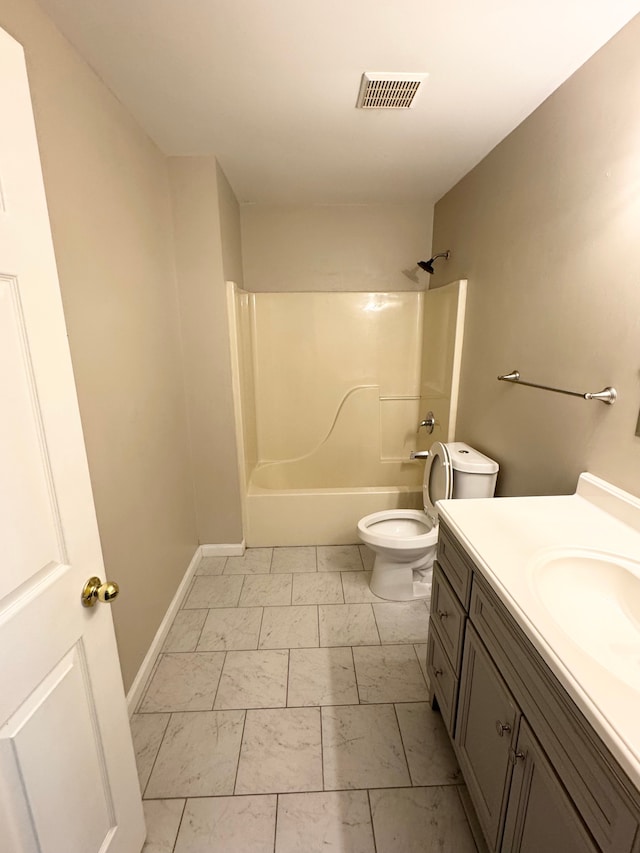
[[431, 15, 640, 497], [217, 162, 244, 287], [0, 0, 199, 689], [169, 157, 244, 543], [241, 203, 433, 291]]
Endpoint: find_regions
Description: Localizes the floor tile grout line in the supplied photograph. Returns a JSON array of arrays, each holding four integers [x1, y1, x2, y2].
[[141, 781, 463, 803], [237, 573, 247, 607], [232, 709, 249, 795], [256, 605, 266, 651], [149, 649, 227, 657], [285, 648, 290, 708], [193, 608, 211, 652], [367, 789, 379, 853], [320, 705, 326, 791], [369, 602, 382, 645], [392, 702, 414, 786], [203, 600, 296, 610], [210, 650, 227, 711], [141, 711, 172, 799], [148, 641, 375, 654], [351, 645, 362, 704], [273, 793, 279, 853], [169, 797, 187, 853], [412, 642, 429, 689], [136, 697, 437, 715]]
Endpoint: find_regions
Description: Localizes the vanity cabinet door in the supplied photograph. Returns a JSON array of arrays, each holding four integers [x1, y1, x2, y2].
[[431, 562, 466, 672], [455, 624, 520, 852], [437, 522, 474, 608], [501, 720, 599, 853], [426, 629, 458, 734]]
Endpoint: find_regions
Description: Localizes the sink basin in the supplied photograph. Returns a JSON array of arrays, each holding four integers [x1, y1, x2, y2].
[[529, 549, 640, 690]]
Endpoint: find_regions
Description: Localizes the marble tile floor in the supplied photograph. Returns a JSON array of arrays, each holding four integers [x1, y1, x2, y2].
[[132, 545, 478, 853]]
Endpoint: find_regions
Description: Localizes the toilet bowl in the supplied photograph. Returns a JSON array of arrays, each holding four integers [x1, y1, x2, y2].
[[357, 441, 498, 601]]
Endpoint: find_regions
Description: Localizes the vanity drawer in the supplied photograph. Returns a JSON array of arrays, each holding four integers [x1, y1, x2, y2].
[[437, 522, 474, 609], [430, 562, 466, 674], [427, 628, 459, 735], [470, 577, 639, 853]]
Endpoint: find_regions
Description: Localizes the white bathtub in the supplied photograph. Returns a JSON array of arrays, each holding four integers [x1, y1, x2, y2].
[[245, 462, 422, 546]]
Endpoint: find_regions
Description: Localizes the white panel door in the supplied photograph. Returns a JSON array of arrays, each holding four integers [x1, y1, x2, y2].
[[0, 27, 145, 853]]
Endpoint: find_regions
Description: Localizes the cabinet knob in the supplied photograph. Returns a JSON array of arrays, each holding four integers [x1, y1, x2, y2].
[[510, 750, 526, 765], [437, 609, 449, 620], [495, 720, 512, 737], [433, 667, 443, 677]]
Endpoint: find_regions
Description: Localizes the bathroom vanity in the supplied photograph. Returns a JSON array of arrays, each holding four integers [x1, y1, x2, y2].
[[427, 474, 640, 853]]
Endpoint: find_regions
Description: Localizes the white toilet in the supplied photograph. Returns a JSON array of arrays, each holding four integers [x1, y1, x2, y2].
[[357, 441, 499, 601]]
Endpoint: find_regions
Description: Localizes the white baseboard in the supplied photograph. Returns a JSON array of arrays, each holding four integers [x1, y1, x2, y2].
[[200, 541, 245, 557], [126, 546, 202, 716]]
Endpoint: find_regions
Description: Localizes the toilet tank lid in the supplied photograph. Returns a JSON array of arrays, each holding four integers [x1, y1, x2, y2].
[[448, 442, 499, 474]]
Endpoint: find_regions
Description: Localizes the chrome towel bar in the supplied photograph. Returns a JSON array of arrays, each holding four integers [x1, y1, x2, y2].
[[497, 370, 617, 405]]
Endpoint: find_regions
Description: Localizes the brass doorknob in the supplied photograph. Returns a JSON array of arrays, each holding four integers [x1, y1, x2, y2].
[[82, 576, 120, 607]]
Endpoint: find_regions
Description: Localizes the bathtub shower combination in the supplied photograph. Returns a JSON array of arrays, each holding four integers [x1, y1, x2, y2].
[[227, 281, 466, 546]]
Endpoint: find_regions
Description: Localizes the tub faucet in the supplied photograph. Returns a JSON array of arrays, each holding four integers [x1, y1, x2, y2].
[[410, 450, 430, 460]]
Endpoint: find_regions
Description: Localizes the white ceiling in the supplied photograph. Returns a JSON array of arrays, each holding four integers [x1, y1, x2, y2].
[[36, 0, 640, 205]]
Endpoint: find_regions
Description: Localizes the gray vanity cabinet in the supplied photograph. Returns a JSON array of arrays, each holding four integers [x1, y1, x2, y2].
[[427, 523, 475, 735], [501, 720, 599, 853], [430, 520, 640, 853], [455, 624, 520, 849]]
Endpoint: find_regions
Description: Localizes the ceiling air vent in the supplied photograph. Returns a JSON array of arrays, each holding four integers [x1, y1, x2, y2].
[[356, 72, 428, 109]]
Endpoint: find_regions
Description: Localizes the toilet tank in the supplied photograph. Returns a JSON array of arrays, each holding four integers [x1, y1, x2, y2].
[[449, 442, 499, 499]]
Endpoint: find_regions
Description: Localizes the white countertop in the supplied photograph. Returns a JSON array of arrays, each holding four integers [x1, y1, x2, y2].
[[437, 472, 640, 790]]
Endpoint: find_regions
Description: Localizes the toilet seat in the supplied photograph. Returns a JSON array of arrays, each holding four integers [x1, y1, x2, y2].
[[357, 509, 437, 550], [423, 441, 453, 514]]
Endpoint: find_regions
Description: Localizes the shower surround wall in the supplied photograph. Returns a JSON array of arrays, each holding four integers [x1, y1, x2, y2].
[[229, 286, 426, 544]]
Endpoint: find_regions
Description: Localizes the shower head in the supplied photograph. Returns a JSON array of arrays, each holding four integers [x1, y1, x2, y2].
[[417, 250, 450, 274]]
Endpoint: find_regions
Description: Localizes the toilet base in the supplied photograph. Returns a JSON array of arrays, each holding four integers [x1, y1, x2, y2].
[[369, 552, 435, 601]]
